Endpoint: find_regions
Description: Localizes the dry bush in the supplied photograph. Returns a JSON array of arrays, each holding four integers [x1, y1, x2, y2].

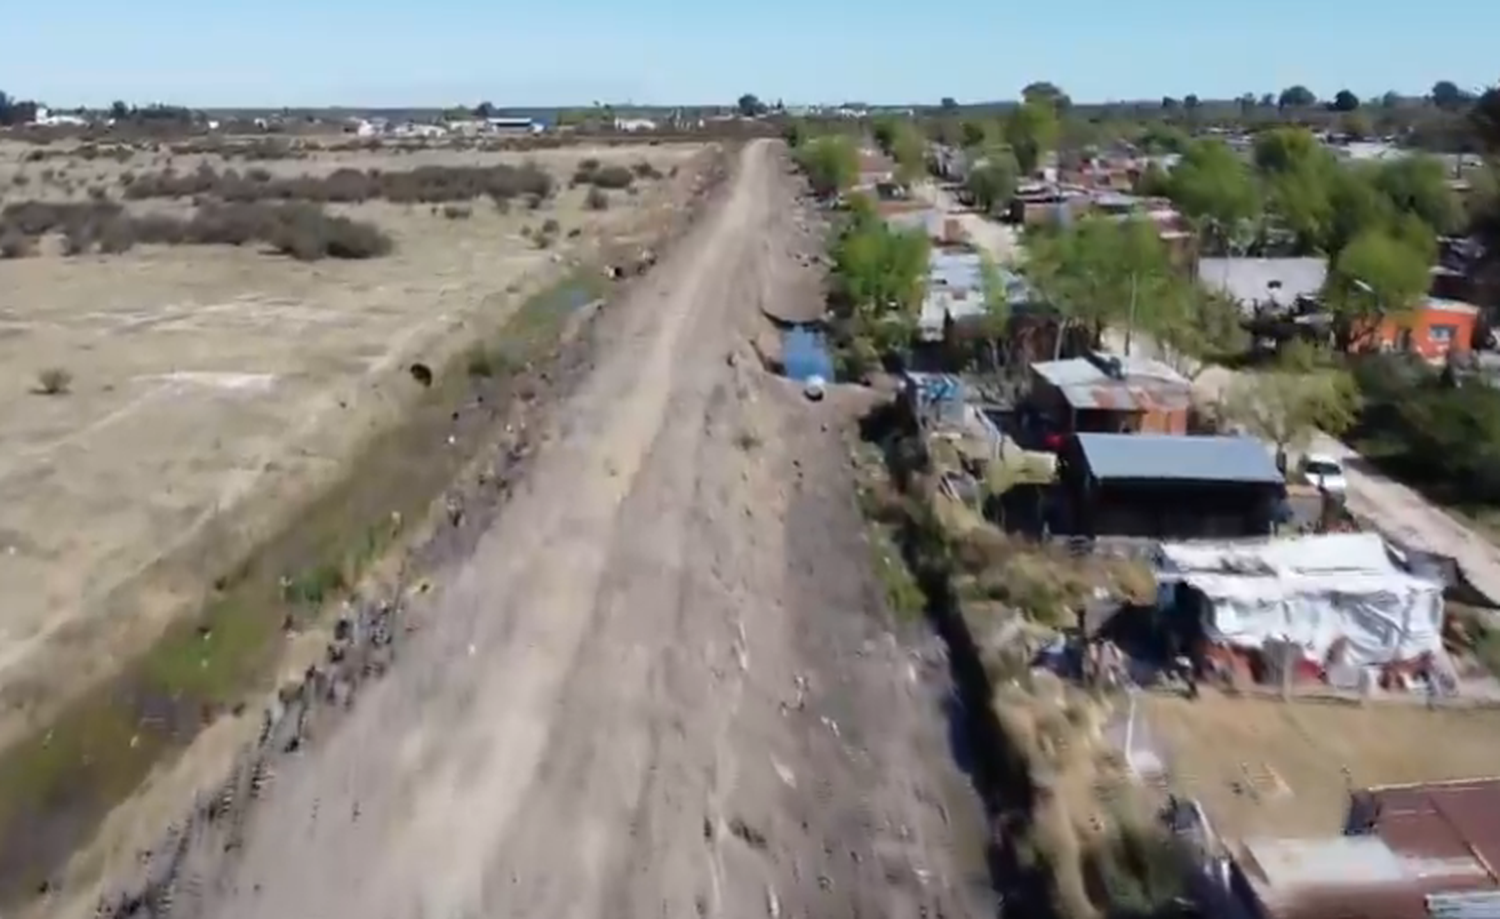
[[441, 204, 472, 220], [35, 367, 73, 395], [2, 200, 125, 236], [588, 164, 635, 189], [122, 160, 555, 206], [96, 217, 137, 253], [61, 225, 93, 256], [631, 160, 663, 180], [584, 187, 609, 210], [0, 228, 34, 259], [0, 198, 391, 261], [9, 174, 28, 187], [952, 527, 1154, 623]]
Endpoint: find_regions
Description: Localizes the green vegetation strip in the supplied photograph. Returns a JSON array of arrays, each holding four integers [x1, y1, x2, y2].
[[0, 270, 608, 903]]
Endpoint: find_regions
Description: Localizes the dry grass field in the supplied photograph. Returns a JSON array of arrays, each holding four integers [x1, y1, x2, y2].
[[0, 136, 710, 747], [1141, 690, 1500, 840]]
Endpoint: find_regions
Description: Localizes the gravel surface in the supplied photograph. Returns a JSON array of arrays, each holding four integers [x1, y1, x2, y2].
[[77, 140, 985, 919]]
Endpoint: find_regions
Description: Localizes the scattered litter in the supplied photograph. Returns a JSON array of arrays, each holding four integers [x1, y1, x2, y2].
[[771, 757, 797, 789], [820, 715, 841, 738], [765, 885, 781, 918]]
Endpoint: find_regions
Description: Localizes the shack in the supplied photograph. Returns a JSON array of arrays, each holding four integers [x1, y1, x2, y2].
[[1029, 352, 1192, 436], [1154, 532, 1446, 685], [1057, 433, 1283, 538]]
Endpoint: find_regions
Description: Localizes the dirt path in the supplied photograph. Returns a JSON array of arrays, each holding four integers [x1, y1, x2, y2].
[[86, 140, 982, 919]]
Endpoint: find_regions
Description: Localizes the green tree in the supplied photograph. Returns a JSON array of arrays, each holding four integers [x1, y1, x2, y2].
[[1004, 101, 1058, 174], [940, 96, 959, 111], [1339, 110, 1372, 139], [1331, 89, 1360, 112], [1473, 86, 1500, 152], [976, 253, 1014, 368], [1372, 154, 1462, 235], [1022, 81, 1070, 111], [872, 117, 898, 155], [959, 119, 990, 149], [1138, 123, 1188, 154], [1153, 287, 1248, 378], [890, 122, 927, 185], [1134, 161, 1173, 197], [1221, 348, 1360, 463], [1264, 162, 1336, 253], [1324, 229, 1432, 351], [1278, 85, 1317, 110], [1253, 127, 1323, 174], [830, 197, 931, 322], [965, 148, 1019, 215], [1024, 216, 1174, 357], [795, 135, 859, 199], [1431, 80, 1469, 112], [737, 94, 766, 117], [1168, 139, 1260, 255]]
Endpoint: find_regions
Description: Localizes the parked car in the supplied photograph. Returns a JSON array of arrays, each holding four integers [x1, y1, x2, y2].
[[1298, 453, 1347, 494]]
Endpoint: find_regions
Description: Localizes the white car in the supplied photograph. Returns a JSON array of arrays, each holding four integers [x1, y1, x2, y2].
[[1298, 453, 1348, 494]]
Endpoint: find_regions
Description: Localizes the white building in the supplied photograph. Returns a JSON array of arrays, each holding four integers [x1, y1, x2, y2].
[[31, 106, 90, 127]]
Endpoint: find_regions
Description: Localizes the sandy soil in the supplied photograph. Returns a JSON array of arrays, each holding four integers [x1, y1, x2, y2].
[[46, 141, 986, 919], [1141, 691, 1500, 840], [0, 142, 705, 746]]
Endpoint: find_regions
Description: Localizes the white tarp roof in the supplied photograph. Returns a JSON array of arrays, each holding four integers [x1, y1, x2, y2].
[[1156, 533, 1444, 667]]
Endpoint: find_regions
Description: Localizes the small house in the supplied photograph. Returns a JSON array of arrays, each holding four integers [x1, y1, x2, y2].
[[1029, 352, 1192, 435], [1056, 433, 1284, 539]]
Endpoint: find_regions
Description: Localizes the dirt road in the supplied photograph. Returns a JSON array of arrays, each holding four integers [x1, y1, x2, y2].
[[94, 140, 982, 919]]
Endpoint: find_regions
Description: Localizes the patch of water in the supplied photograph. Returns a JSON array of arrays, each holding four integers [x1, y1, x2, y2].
[[781, 325, 833, 383]]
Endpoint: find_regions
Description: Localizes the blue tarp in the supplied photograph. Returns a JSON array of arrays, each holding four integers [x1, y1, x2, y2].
[[783, 326, 833, 383]]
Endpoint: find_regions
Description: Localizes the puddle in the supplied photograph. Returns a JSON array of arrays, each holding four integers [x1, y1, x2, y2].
[[781, 325, 833, 383], [539, 279, 605, 314]]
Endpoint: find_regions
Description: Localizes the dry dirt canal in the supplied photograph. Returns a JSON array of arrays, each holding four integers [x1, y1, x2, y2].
[[103, 139, 987, 919]]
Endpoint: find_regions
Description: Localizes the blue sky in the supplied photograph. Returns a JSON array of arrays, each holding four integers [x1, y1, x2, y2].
[[7, 0, 1498, 108]]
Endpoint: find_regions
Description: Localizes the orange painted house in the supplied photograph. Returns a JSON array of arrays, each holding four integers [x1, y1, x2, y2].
[[1361, 297, 1481, 361]]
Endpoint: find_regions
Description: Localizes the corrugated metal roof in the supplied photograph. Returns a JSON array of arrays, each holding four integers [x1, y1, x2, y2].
[[1370, 779, 1500, 890], [1032, 353, 1192, 412], [1075, 433, 1282, 484], [929, 251, 983, 291]]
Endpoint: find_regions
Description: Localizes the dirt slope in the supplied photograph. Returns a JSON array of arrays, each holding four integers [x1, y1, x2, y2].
[[95, 140, 982, 919]]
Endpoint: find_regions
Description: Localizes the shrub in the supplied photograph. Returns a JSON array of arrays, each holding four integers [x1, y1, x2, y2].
[[442, 204, 472, 220], [35, 367, 73, 395], [585, 187, 609, 210], [10, 174, 28, 187], [0, 228, 34, 258], [62, 225, 93, 256], [87, 185, 110, 202], [97, 218, 137, 253], [631, 160, 662, 180], [589, 165, 634, 189], [541, 218, 560, 235]]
